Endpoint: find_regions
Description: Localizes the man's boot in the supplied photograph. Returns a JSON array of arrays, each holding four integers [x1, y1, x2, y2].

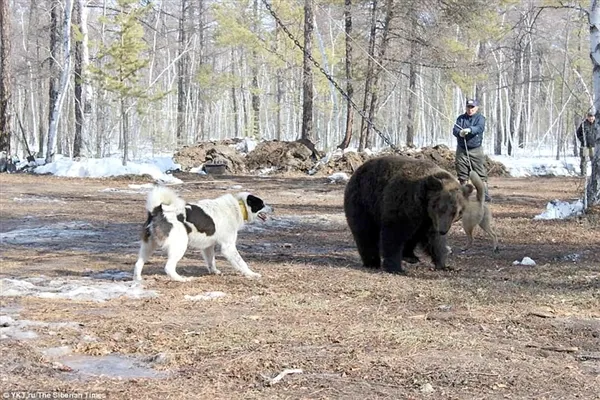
[[581, 159, 587, 176]]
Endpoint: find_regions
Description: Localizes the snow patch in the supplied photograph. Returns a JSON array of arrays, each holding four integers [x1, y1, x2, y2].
[[34, 155, 182, 184], [534, 199, 584, 220], [0, 276, 157, 302], [513, 257, 536, 266], [327, 172, 350, 184]]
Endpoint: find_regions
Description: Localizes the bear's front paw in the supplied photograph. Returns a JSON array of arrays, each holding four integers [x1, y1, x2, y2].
[[402, 255, 420, 264], [383, 260, 407, 275]]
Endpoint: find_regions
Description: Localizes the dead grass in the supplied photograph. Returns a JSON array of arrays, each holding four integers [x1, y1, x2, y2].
[[0, 172, 599, 399]]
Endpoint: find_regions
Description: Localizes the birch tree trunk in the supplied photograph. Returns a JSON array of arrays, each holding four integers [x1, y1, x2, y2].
[[557, 17, 571, 160], [365, 0, 392, 150], [231, 49, 239, 138], [495, 83, 502, 155], [337, 0, 354, 150], [0, 0, 11, 154], [406, 19, 418, 147], [73, 0, 84, 157], [587, 0, 600, 207], [176, 0, 188, 146], [301, 0, 314, 142], [46, 0, 74, 163], [121, 98, 128, 166], [46, 1, 60, 161], [358, 0, 377, 151], [275, 30, 283, 141], [507, 46, 522, 156]]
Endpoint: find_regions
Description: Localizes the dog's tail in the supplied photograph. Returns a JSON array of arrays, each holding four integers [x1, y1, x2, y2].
[[469, 170, 485, 210], [146, 186, 186, 214]]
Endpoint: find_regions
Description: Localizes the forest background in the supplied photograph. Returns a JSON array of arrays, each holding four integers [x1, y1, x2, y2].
[[0, 0, 597, 169]]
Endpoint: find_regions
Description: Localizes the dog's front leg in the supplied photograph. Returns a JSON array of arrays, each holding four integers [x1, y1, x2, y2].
[[220, 243, 261, 278], [202, 246, 221, 275]]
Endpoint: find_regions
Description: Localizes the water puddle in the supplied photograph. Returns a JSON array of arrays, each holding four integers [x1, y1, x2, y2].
[[245, 214, 346, 233], [0, 221, 97, 245], [58, 354, 168, 380]]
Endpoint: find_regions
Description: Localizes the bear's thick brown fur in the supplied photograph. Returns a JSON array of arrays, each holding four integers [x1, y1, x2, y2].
[[344, 155, 474, 274]]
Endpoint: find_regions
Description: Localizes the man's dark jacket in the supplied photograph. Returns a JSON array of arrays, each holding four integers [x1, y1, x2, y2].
[[452, 112, 486, 150], [576, 119, 599, 148]]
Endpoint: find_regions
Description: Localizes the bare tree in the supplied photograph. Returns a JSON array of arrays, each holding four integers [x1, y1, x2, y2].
[[0, 0, 11, 154], [251, 0, 260, 138], [588, 0, 600, 207], [365, 0, 392, 149], [231, 48, 240, 137], [73, 0, 90, 157], [358, 0, 377, 151], [176, 0, 189, 146], [406, 20, 418, 147], [46, 0, 74, 163], [338, 0, 354, 150], [274, 26, 282, 141], [301, 0, 314, 142], [45, 1, 61, 160]]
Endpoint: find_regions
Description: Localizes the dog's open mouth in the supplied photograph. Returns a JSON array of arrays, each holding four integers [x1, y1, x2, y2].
[[258, 212, 268, 221]]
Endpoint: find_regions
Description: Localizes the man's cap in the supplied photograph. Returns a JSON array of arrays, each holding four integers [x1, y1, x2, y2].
[[466, 99, 479, 107], [587, 110, 596, 117]]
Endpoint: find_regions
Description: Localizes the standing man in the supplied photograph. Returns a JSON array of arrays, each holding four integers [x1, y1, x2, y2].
[[452, 98, 490, 201], [576, 110, 598, 176]]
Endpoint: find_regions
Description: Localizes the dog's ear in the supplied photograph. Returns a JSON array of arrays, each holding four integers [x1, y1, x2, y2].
[[246, 194, 266, 213], [461, 183, 475, 199]]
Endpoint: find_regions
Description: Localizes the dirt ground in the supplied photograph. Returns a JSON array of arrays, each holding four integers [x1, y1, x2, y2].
[[0, 171, 599, 400]]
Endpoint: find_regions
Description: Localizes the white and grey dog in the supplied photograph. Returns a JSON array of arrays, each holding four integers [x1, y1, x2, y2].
[[133, 186, 272, 282]]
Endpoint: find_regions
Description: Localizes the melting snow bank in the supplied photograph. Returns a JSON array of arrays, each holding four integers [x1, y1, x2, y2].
[[33, 155, 182, 184], [534, 199, 584, 220], [0, 276, 157, 302], [0, 315, 82, 340], [490, 155, 586, 177]]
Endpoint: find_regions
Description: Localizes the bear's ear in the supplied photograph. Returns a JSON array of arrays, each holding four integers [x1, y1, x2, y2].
[[425, 175, 444, 192]]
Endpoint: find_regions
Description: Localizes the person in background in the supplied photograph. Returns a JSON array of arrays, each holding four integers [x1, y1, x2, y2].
[[452, 98, 491, 202], [576, 110, 598, 176]]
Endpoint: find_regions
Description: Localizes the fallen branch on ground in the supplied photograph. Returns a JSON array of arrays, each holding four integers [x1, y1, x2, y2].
[[577, 353, 600, 361], [526, 344, 578, 353], [528, 311, 555, 318], [264, 368, 303, 385]]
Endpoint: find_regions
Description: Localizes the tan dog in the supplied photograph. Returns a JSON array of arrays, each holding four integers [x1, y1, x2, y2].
[[461, 171, 499, 252]]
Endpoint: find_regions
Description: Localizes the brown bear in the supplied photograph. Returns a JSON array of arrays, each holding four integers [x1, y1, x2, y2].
[[343, 155, 473, 274]]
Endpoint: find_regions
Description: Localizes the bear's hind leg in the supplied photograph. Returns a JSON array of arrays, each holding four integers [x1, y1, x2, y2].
[[381, 223, 413, 274], [347, 213, 381, 269], [354, 227, 381, 269]]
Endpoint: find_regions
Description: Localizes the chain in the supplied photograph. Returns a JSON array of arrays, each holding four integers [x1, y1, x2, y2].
[[261, 0, 400, 152]]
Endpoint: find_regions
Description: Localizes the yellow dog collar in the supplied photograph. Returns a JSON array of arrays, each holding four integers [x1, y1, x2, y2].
[[238, 200, 249, 221]]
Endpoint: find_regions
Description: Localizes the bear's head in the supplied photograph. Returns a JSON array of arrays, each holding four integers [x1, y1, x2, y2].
[[425, 173, 474, 235]]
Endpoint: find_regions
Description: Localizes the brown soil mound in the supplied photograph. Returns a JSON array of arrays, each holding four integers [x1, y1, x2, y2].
[[311, 144, 510, 178], [174, 139, 510, 178], [392, 144, 509, 178], [245, 140, 318, 173], [173, 139, 246, 173]]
